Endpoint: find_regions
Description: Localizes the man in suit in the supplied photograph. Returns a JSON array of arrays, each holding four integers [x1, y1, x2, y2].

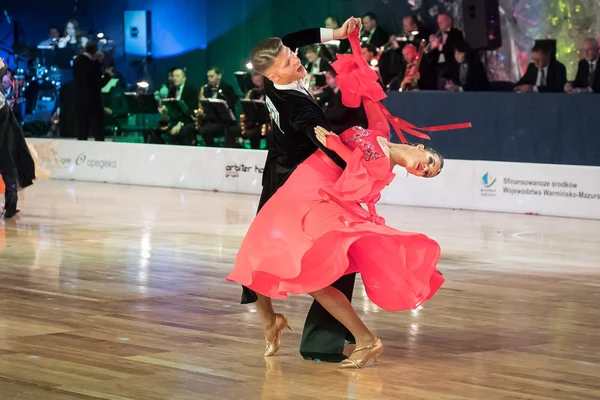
[[514, 44, 567, 93], [243, 17, 361, 363], [426, 13, 464, 82], [304, 46, 330, 74], [153, 67, 199, 145], [565, 38, 600, 94], [361, 12, 390, 50], [73, 42, 104, 141], [198, 66, 239, 147], [321, 67, 368, 133], [388, 43, 438, 91], [324, 15, 350, 56]]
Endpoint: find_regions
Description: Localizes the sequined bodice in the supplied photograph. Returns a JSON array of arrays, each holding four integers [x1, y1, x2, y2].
[[339, 126, 388, 161]]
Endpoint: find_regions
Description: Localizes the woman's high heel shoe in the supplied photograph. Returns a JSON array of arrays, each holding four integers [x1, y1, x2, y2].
[[264, 313, 294, 357], [339, 337, 384, 369]]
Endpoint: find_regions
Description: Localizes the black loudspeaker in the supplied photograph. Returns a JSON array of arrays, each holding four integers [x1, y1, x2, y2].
[[462, 0, 502, 51]]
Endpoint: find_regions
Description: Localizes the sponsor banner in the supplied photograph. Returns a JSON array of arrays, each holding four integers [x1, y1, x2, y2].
[[27, 139, 600, 220], [472, 161, 600, 219], [220, 149, 265, 195], [381, 159, 475, 210]]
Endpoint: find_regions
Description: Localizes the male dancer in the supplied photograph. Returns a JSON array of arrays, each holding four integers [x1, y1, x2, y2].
[[241, 18, 362, 362], [0, 57, 35, 218]]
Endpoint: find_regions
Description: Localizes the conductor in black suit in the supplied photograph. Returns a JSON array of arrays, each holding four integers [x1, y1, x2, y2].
[[514, 44, 567, 93], [242, 17, 361, 363], [73, 42, 104, 141]]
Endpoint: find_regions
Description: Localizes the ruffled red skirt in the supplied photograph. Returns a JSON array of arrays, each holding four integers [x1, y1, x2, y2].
[[226, 150, 443, 311]]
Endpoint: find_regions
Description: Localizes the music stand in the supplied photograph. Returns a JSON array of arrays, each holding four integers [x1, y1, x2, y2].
[[240, 99, 270, 126], [200, 99, 236, 124], [124, 92, 159, 133], [161, 98, 193, 124]]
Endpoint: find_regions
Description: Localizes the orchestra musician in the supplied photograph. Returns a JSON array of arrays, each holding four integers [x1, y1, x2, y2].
[[425, 13, 464, 82], [325, 16, 350, 56], [360, 12, 390, 49], [152, 67, 198, 146], [38, 26, 60, 47], [197, 66, 239, 147], [388, 42, 437, 91], [304, 46, 330, 74], [240, 72, 273, 149], [321, 67, 368, 134]]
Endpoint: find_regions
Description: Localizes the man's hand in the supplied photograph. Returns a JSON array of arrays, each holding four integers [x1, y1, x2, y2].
[[0, 57, 5, 70], [564, 82, 574, 93], [333, 17, 362, 40], [515, 84, 533, 93], [171, 122, 182, 135]]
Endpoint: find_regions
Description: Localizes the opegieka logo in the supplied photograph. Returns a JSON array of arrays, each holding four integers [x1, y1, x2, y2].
[[75, 152, 117, 169], [225, 163, 264, 178]]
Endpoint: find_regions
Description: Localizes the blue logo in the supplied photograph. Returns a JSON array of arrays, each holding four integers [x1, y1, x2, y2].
[[481, 173, 496, 188]]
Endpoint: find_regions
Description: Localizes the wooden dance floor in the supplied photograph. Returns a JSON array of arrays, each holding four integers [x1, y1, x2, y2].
[[1, 180, 599, 400]]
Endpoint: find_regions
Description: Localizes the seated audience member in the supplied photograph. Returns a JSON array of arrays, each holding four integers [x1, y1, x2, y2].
[[444, 41, 490, 92], [514, 44, 567, 93], [565, 37, 600, 93]]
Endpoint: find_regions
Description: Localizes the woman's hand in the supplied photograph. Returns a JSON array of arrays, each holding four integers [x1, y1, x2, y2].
[[314, 126, 335, 147]]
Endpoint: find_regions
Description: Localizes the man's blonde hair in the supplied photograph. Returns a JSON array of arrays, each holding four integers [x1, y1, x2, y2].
[[250, 37, 284, 75]]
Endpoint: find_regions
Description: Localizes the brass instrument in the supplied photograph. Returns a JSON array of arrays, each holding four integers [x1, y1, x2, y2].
[[400, 39, 426, 92], [194, 104, 204, 130], [240, 113, 247, 135], [261, 122, 271, 137], [424, 30, 442, 53]]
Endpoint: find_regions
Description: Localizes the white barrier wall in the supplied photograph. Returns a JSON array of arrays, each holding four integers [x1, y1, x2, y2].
[[27, 138, 600, 220]]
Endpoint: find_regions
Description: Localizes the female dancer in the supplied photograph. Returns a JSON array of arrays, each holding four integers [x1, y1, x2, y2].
[[0, 57, 51, 217], [227, 29, 469, 368]]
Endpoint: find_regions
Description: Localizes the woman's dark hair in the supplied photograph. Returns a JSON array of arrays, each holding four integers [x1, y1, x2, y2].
[[426, 145, 444, 173]]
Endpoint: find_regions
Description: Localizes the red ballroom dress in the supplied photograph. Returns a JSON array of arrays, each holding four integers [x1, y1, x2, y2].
[[226, 30, 468, 312]]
